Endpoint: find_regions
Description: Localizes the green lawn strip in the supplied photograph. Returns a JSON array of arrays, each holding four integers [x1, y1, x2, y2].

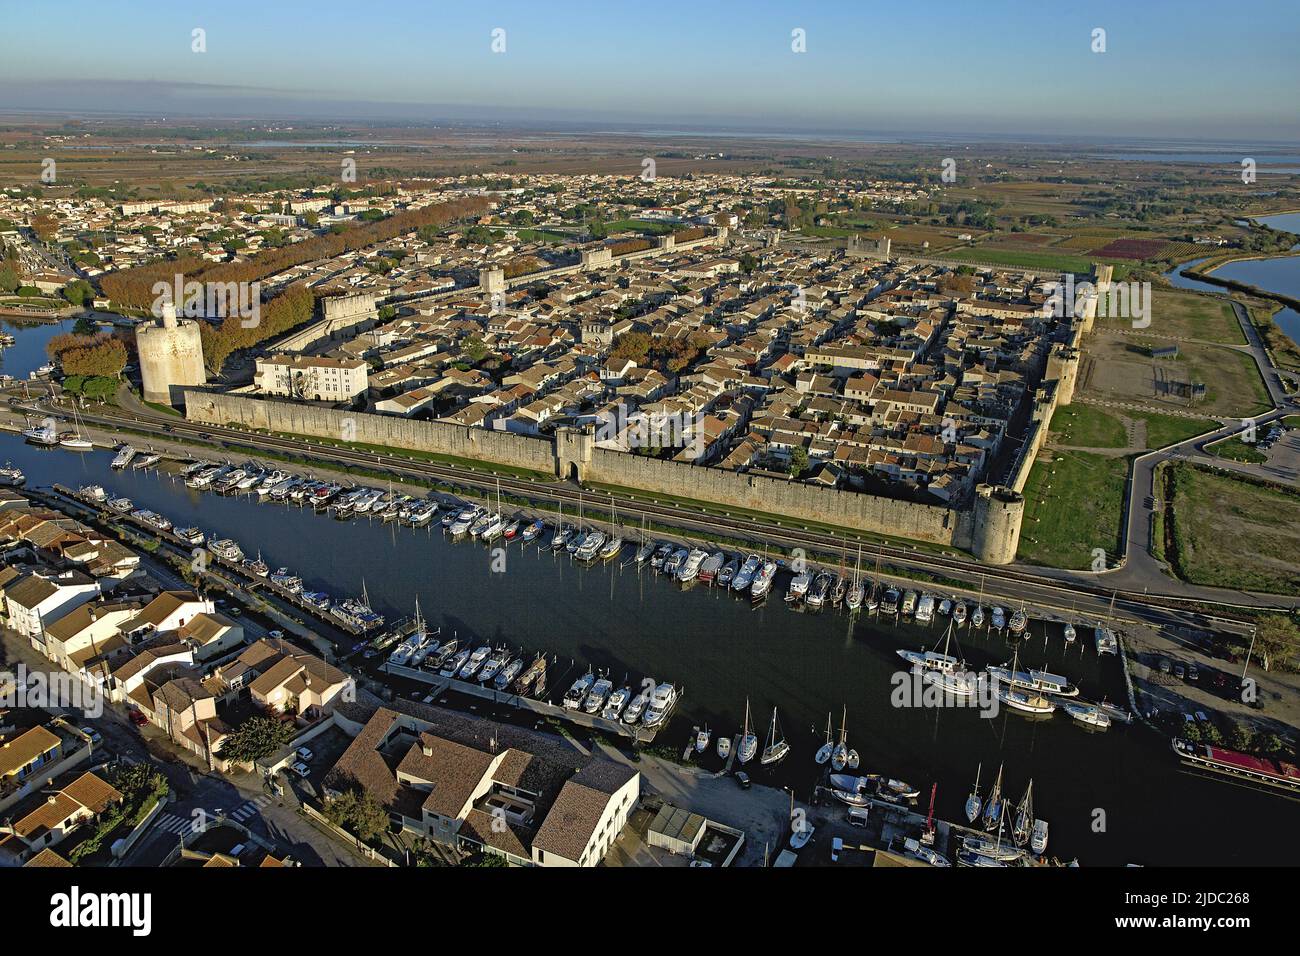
[[1017, 450, 1129, 569], [1208, 437, 1268, 464], [1123, 410, 1220, 449], [1049, 404, 1127, 448]]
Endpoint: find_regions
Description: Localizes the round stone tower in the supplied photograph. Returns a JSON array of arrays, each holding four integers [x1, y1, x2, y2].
[[970, 484, 1024, 565], [136, 301, 207, 407]]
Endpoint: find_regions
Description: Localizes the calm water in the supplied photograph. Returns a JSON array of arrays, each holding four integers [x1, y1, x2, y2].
[[4, 431, 1298, 865], [0, 319, 71, 380], [1164, 213, 1300, 346]]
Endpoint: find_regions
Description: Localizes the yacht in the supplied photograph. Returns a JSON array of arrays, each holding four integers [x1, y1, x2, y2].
[[244, 552, 270, 577], [459, 645, 492, 680], [717, 555, 740, 588], [622, 687, 651, 724], [257, 470, 288, 494], [574, 530, 606, 562], [785, 570, 812, 603], [409, 500, 439, 527], [749, 560, 777, 600], [598, 536, 623, 561], [207, 538, 244, 563], [513, 656, 546, 694], [519, 518, 545, 542], [478, 648, 511, 684], [549, 526, 574, 551], [953, 600, 968, 626], [269, 568, 303, 593], [583, 677, 614, 714], [301, 591, 332, 613], [880, 587, 901, 615], [23, 420, 59, 446], [494, 657, 524, 691], [987, 662, 1078, 697], [107, 496, 133, 513], [759, 707, 790, 766], [649, 542, 672, 568], [602, 686, 631, 721], [716, 736, 731, 760], [732, 554, 761, 592], [1063, 621, 1077, 644], [60, 433, 93, 451], [1062, 700, 1112, 729], [1008, 606, 1028, 635], [1031, 819, 1049, 855], [634, 540, 656, 564], [1094, 626, 1119, 656], [132, 452, 162, 470], [991, 606, 1007, 630], [676, 548, 708, 583], [806, 572, 832, 609], [0, 464, 26, 487], [995, 683, 1057, 716], [77, 484, 106, 503], [901, 590, 918, 615], [641, 683, 678, 728], [132, 510, 172, 533], [173, 526, 204, 546], [914, 593, 935, 623], [736, 699, 758, 764], [697, 551, 725, 584], [563, 671, 596, 710], [441, 648, 472, 678], [938, 598, 952, 617], [897, 623, 981, 697], [235, 468, 263, 491], [110, 445, 136, 469], [971, 604, 985, 628]]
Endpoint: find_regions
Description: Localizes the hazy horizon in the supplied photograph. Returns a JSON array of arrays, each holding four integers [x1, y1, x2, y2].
[[3, 0, 1298, 142]]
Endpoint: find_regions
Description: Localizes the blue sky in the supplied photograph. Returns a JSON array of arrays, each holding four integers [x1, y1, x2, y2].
[[2, 0, 1297, 140]]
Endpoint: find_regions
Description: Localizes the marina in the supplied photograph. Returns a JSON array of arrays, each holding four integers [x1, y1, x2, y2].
[[1, 433, 1297, 865]]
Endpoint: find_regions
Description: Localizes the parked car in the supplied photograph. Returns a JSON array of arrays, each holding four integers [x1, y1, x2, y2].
[[79, 727, 102, 745], [1174, 662, 1186, 679], [290, 761, 311, 779], [269, 629, 284, 639], [1158, 658, 1172, 675], [1187, 663, 1199, 682], [128, 710, 148, 726], [295, 746, 313, 762], [734, 771, 751, 790]]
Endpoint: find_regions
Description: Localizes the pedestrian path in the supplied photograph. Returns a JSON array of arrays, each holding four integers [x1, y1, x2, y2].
[[154, 812, 191, 835], [230, 794, 274, 823]]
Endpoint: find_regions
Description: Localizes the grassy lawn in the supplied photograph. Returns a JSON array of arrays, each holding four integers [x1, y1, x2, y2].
[[605, 219, 674, 236], [1210, 437, 1268, 464], [1049, 404, 1127, 448], [515, 228, 570, 245], [1125, 410, 1219, 448], [1098, 288, 1244, 345], [1017, 450, 1130, 569], [1166, 464, 1300, 593], [144, 399, 182, 417]]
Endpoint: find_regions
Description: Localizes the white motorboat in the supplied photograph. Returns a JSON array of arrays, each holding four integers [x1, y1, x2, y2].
[[1063, 621, 1077, 644], [583, 677, 614, 714], [1008, 606, 1028, 635], [953, 600, 967, 626], [459, 645, 492, 680], [676, 548, 708, 583], [971, 604, 985, 628], [494, 657, 523, 690], [694, 725, 711, 753], [915, 593, 935, 623], [732, 554, 761, 592], [749, 560, 777, 600], [1094, 625, 1119, 656], [1031, 819, 1049, 855], [77, 484, 106, 503], [1062, 700, 1112, 729], [987, 661, 1078, 697], [642, 683, 677, 728], [441, 648, 471, 678], [716, 736, 731, 760], [107, 496, 133, 513], [902, 837, 951, 867], [622, 687, 651, 724], [990, 606, 1006, 630], [790, 823, 815, 851], [110, 445, 136, 469], [478, 647, 511, 684], [0, 464, 26, 487], [996, 684, 1056, 716], [563, 671, 595, 710], [785, 570, 812, 603], [602, 686, 631, 721]]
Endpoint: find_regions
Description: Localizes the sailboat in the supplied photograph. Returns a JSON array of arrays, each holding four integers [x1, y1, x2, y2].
[[897, 620, 980, 697], [1013, 779, 1034, 847], [737, 699, 758, 764], [845, 544, 864, 610], [814, 712, 833, 765], [59, 402, 93, 450], [831, 707, 849, 772], [982, 764, 1004, 831], [760, 707, 790, 765], [965, 763, 983, 823]]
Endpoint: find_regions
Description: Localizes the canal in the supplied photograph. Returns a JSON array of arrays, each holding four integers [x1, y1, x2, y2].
[[3, 430, 1297, 866]]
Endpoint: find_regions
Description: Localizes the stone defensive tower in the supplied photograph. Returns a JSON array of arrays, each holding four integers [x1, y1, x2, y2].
[[136, 301, 207, 407], [1045, 343, 1080, 407], [969, 484, 1024, 565], [554, 426, 595, 482]]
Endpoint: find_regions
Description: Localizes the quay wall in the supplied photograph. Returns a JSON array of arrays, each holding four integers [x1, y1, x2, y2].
[[183, 390, 1025, 561]]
